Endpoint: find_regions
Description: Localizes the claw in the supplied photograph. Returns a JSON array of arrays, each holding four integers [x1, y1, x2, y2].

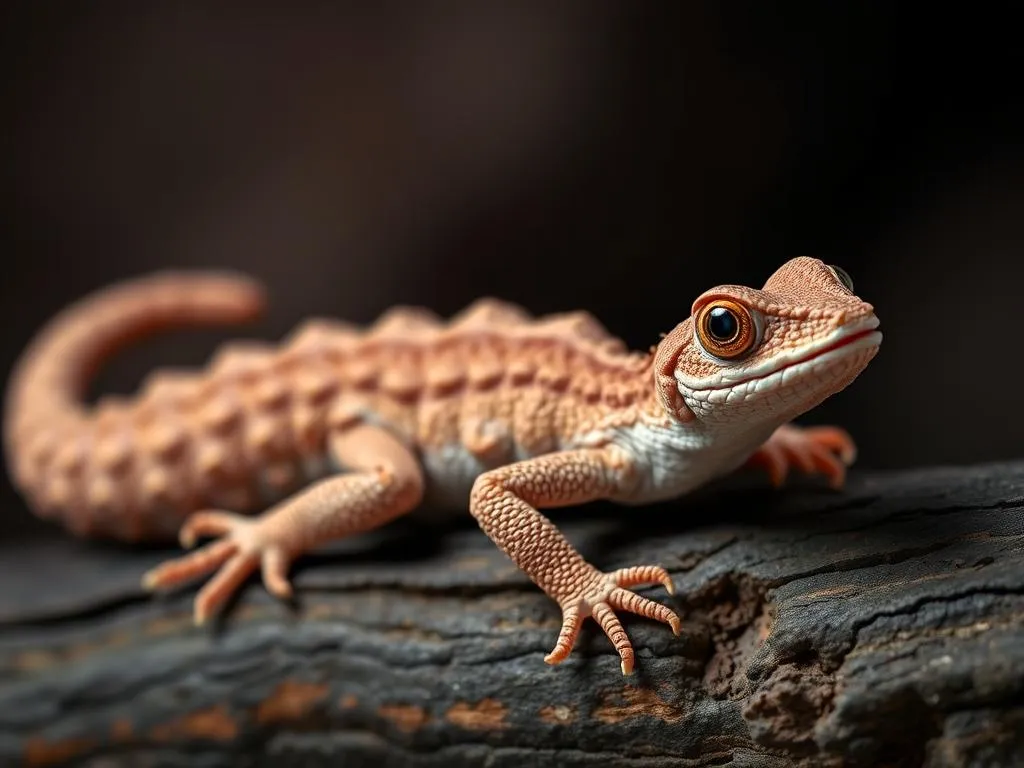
[[544, 564, 679, 674]]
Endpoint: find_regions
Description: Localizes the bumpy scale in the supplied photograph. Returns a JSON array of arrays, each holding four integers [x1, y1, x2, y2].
[[2, 257, 881, 675]]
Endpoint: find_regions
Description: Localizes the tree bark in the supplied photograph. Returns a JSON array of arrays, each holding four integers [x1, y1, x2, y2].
[[1, 461, 1022, 767]]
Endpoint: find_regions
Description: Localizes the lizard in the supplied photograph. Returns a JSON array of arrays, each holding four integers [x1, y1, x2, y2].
[[2, 256, 881, 675]]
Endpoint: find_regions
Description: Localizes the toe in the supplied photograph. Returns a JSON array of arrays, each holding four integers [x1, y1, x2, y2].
[[752, 445, 789, 487], [142, 539, 238, 591], [610, 565, 674, 594], [782, 441, 818, 476], [544, 603, 583, 666], [193, 553, 258, 624], [261, 548, 294, 599], [608, 587, 681, 635], [806, 426, 857, 464], [179, 510, 243, 548], [592, 602, 634, 675], [808, 445, 847, 488]]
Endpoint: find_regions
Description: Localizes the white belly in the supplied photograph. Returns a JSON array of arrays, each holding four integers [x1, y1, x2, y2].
[[281, 417, 771, 517], [419, 443, 490, 509], [609, 419, 773, 504]]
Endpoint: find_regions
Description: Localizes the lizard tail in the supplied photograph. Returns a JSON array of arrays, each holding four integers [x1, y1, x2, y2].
[[3, 271, 266, 520]]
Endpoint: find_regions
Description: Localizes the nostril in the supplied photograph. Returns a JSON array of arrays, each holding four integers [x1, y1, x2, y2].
[[835, 304, 876, 328]]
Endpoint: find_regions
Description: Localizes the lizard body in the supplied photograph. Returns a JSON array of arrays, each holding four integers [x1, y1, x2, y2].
[[3, 257, 880, 674]]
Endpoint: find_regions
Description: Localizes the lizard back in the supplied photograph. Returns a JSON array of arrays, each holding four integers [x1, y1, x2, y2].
[[3, 272, 659, 540]]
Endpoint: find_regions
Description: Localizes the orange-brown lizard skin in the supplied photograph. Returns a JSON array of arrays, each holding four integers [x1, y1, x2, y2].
[[2, 257, 881, 675]]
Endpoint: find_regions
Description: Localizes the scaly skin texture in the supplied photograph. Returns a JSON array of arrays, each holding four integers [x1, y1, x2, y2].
[[3, 257, 881, 674]]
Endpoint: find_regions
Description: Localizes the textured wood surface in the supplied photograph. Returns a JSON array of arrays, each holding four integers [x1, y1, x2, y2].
[[1, 461, 1023, 767]]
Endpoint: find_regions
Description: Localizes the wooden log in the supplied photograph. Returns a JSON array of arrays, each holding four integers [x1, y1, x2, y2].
[[1, 461, 1022, 767]]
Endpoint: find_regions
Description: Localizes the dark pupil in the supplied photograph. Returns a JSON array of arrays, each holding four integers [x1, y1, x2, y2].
[[707, 307, 738, 341]]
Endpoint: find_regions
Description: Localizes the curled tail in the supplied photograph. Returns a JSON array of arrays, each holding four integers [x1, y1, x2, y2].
[[4, 271, 266, 531]]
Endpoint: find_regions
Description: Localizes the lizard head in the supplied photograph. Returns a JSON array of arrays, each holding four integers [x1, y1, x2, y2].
[[653, 256, 881, 428]]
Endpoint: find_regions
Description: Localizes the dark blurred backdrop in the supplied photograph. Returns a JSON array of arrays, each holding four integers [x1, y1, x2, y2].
[[2, 3, 1021, 539]]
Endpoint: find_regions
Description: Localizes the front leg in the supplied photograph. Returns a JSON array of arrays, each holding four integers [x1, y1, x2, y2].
[[142, 423, 424, 624], [469, 447, 680, 675], [745, 422, 857, 489]]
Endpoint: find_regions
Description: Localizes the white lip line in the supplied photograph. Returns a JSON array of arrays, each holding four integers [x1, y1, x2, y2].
[[775, 330, 882, 375], [686, 318, 882, 393], [694, 331, 882, 396]]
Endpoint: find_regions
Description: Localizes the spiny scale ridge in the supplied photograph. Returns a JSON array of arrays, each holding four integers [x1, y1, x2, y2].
[[4, 276, 658, 542]]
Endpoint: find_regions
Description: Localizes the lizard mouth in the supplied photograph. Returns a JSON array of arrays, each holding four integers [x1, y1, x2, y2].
[[728, 320, 882, 389], [772, 326, 880, 373], [680, 316, 882, 396]]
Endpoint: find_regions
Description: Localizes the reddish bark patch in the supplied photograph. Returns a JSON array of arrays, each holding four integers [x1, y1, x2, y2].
[[378, 703, 430, 733], [22, 735, 97, 766], [592, 686, 686, 724], [445, 698, 509, 730], [149, 704, 238, 742], [255, 680, 330, 724]]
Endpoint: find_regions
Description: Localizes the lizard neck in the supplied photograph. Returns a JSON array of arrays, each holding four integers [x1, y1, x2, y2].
[[605, 364, 781, 504], [610, 413, 776, 505]]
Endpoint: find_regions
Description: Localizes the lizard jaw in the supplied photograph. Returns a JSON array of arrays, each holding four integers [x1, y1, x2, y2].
[[730, 322, 882, 389], [676, 316, 881, 417]]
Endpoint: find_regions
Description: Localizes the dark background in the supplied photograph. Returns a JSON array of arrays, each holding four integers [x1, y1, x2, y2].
[[2, 3, 1021, 540]]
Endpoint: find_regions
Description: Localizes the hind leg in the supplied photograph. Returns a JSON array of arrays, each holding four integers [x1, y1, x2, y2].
[[142, 423, 424, 623]]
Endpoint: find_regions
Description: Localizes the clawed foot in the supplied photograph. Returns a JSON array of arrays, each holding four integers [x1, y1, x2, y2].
[[141, 510, 295, 625], [544, 565, 680, 675], [747, 424, 856, 489]]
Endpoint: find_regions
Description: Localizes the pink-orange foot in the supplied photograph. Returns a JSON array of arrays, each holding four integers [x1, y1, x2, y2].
[[141, 510, 295, 625], [747, 423, 857, 489], [544, 564, 681, 675]]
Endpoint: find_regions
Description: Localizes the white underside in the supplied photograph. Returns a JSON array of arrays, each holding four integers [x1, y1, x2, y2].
[[267, 414, 766, 518]]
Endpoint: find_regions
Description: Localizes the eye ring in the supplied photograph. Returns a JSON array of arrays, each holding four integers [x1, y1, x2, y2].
[[695, 299, 757, 360], [827, 264, 854, 293]]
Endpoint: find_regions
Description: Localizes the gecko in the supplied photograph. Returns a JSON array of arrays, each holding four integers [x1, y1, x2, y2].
[[3, 256, 880, 675]]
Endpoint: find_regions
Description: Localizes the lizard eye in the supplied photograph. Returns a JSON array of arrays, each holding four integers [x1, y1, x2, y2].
[[695, 299, 757, 360], [827, 264, 854, 293]]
